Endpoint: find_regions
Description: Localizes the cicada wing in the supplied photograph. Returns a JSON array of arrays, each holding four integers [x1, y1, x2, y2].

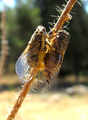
[[40, 50, 62, 93], [30, 71, 46, 92], [30, 68, 60, 93], [41, 66, 61, 93], [15, 45, 36, 83]]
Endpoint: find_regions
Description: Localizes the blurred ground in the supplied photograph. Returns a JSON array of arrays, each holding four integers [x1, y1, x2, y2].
[[0, 75, 88, 120], [0, 91, 88, 120]]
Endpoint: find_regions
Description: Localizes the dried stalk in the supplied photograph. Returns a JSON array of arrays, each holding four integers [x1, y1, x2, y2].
[[6, 0, 77, 119], [7, 68, 37, 120], [0, 2, 8, 79], [53, 0, 77, 31]]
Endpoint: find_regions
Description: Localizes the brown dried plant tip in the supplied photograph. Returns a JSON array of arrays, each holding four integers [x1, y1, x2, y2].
[[0, 3, 8, 79], [52, 0, 77, 31]]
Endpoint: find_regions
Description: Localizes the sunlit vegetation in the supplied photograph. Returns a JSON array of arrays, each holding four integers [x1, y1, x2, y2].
[[0, 0, 88, 79]]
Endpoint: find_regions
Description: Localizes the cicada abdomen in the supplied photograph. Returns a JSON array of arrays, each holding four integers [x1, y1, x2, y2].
[[42, 30, 70, 92]]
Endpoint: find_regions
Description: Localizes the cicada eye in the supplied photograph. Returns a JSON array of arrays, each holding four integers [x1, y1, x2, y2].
[[59, 34, 66, 40], [58, 30, 70, 42], [35, 30, 38, 34], [42, 28, 46, 33], [57, 31, 65, 41]]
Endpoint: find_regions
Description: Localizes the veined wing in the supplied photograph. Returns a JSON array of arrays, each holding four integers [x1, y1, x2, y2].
[[31, 61, 61, 93], [15, 25, 47, 84], [41, 54, 62, 93], [29, 71, 46, 92], [15, 45, 37, 83]]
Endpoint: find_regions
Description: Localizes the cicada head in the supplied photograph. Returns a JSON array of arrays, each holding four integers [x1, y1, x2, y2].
[[57, 30, 70, 42], [35, 25, 46, 36], [55, 30, 70, 51], [29, 25, 46, 44]]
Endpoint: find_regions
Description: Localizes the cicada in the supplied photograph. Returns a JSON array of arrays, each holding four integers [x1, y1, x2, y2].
[[15, 25, 47, 83], [15, 25, 70, 92], [42, 29, 70, 92]]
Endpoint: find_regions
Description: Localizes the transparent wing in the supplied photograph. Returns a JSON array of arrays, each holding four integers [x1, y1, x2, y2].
[[30, 71, 46, 92], [15, 45, 36, 83], [30, 63, 61, 93], [40, 50, 62, 93], [41, 66, 61, 93], [29, 70, 54, 93]]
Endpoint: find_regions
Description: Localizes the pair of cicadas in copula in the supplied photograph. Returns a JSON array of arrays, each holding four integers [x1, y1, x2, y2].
[[15, 25, 70, 92]]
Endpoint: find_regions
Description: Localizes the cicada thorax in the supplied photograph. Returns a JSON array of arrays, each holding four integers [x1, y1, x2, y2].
[[55, 30, 70, 54], [43, 29, 70, 83], [26, 25, 46, 69]]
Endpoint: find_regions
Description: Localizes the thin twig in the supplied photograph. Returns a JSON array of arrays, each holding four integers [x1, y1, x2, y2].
[[6, 0, 77, 119], [53, 0, 77, 31], [7, 68, 37, 120]]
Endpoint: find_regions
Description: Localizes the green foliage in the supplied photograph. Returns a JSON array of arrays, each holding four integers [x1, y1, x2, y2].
[[5, 0, 41, 68], [66, 3, 88, 75], [36, 0, 65, 30]]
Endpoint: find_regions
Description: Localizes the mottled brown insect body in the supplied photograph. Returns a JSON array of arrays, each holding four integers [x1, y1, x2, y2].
[[27, 26, 46, 69], [15, 25, 47, 83], [27, 25, 46, 68], [43, 30, 70, 85]]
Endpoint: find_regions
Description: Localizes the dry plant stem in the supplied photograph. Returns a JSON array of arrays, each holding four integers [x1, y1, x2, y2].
[[7, 68, 37, 120], [0, 3, 8, 79], [6, 0, 77, 120], [53, 0, 77, 31]]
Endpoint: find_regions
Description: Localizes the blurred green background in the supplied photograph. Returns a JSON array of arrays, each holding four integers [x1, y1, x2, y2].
[[0, 0, 88, 91], [0, 0, 88, 120], [0, 0, 88, 78]]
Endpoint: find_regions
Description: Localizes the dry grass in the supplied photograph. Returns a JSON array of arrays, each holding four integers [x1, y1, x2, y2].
[[0, 91, 88, 120], [0, 74, 88, 120], [0, 74, 20, 85]]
